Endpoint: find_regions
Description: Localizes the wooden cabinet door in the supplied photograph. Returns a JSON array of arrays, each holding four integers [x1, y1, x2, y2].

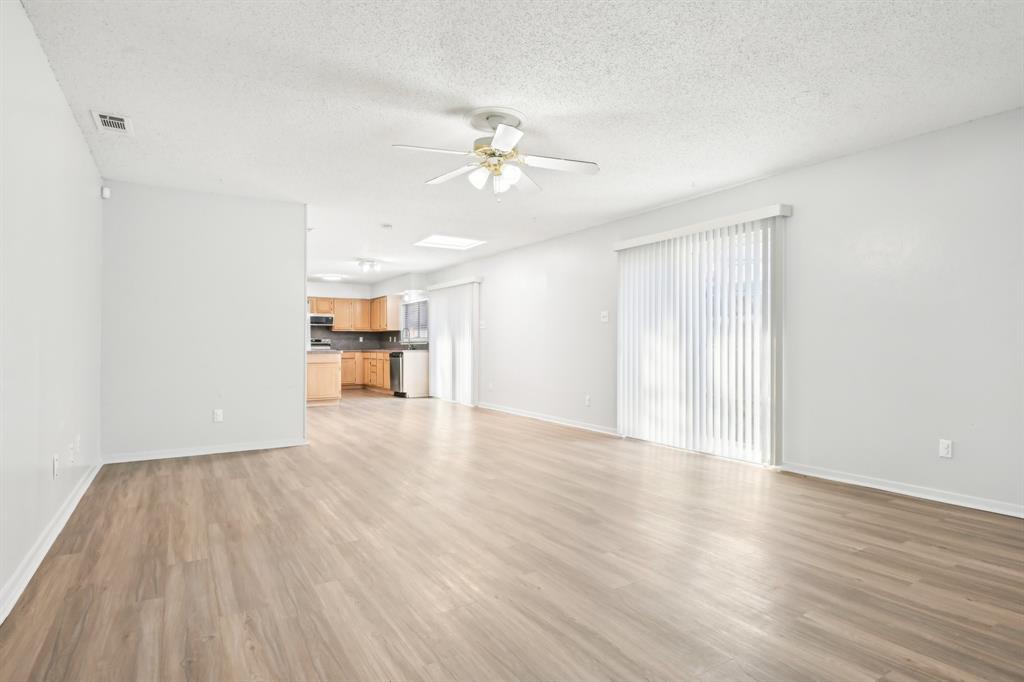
[[353, 299, 370, 330], [307, 362, 340, 400], [364, 357, 374, 385], [369, 298, 379, 330], [378, 353, 390, 388], [313, 297, 334, 314], [341, 355, 356, 384], [352, 353, 363, 384], [332, 299, 353, 331]]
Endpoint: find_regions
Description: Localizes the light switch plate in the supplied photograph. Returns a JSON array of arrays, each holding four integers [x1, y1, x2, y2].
[[938, 439, 953, 458], [213, 409, 224, 423], [600, 310, 609, 322]]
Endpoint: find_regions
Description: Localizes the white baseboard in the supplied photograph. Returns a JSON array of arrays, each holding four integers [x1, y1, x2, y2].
[[779, 462, 1023, 518], [0, 463, 101, 624], [103, 437, 309, 464], [476, 402, 619, 436]]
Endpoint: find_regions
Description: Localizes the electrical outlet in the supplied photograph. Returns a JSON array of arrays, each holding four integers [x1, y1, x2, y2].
[[52, 454, 60, 479], [213, 409, 224, 423], [600, 310, 609, 323], [938, 439, 953, 458], [68, 442, 76, 465], [584, 394, 591, 407], [359, 336, 363, 342]]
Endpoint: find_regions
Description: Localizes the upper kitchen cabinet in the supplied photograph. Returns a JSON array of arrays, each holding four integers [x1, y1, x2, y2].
[[331, 298, 370, 331], [353, 299, 370, 330], [370, 295, 401, 331], [332, 299, 355, 331], [321, 297, 400, 332], [309, 297, 334, 314], [370, 297, 384, 330]]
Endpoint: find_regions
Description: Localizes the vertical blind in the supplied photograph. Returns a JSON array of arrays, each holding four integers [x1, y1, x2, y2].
[[617, 217, 776, 464], [428, 282, 479, 405]]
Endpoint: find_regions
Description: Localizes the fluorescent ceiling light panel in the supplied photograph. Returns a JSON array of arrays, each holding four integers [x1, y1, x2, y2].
[[414, 234, 486, 250], [311, 273, 349, 281]]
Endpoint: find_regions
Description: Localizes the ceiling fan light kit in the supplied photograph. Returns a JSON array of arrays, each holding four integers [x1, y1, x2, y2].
[[394, 107, 599, 197]]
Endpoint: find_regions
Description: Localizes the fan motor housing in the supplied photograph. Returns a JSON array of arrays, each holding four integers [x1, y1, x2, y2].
[[466, 106, 525, 133]]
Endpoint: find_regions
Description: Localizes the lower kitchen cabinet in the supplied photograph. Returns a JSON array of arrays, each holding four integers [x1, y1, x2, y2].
[[307, 352, 341, 404], [341, 354, 358, 384], [345, 351, 391, 391]]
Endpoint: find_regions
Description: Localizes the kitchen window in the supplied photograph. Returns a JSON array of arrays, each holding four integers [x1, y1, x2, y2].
[[401, 300, 428, 343]]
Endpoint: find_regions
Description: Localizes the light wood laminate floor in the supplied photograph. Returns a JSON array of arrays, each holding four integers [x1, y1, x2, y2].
[[2, 392, 1022, 681]]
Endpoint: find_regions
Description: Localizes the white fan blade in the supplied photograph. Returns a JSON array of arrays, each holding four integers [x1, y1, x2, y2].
[[490, 124, 524, 153], [426, 164, 478, 185], [520, 153, 599, 175], [513, 168, 541, 192], [393, 144, 471, 156]]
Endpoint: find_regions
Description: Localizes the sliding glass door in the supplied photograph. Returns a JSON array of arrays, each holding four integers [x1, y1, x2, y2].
[[427, 281, 479, 406], [617, 218, 778, 464]]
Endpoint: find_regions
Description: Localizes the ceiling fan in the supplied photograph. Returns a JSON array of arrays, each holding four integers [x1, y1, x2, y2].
[[393, 108, 599, 196]]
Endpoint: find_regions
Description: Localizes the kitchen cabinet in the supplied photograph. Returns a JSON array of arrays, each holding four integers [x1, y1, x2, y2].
[[307, 352, 341, 404], [375, 352, 390, 388], [364, 355, 377, 385], [353, 299, 370, 330], [340, 354, 358, 385], [370, 297, 384, 330], [309, 297, 334, 314], [332, 299, 354, 331], [370, 295, 401, 331], [340, 351, 392, 391], [330, 298, 374, 331]]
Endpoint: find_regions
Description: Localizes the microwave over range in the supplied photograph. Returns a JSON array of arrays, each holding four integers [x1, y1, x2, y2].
[[309, 314, 334, 326]]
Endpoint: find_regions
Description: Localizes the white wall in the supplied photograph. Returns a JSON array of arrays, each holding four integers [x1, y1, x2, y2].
[[306, 281, 372, 298], [0, 2, 103, 620], [372, 272, 428, 298], [425, 109, 1024, 514], [102, 181, 307, 459]]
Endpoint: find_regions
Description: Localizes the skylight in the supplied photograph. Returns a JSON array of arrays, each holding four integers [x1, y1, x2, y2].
[[413, 234, 486, 250]]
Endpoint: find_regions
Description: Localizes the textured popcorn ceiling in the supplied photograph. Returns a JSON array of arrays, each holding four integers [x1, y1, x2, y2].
[[22, 0, 1023, 282]]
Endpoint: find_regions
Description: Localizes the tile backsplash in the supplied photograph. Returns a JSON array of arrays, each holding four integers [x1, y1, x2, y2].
[[309, 329, 421, 351]]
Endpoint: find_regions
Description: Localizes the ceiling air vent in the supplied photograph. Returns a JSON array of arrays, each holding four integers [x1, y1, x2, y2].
[[91, 111, 134, 136]]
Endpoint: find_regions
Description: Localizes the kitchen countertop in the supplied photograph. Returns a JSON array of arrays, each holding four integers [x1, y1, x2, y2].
[[308, 348, 427, 353]]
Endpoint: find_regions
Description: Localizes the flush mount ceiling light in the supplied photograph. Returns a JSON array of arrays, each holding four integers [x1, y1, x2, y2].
[[311, 273, 349, 281], [357, 259, 382, 273], [393, 107, 599, 198], [413, 234, 486, 250]]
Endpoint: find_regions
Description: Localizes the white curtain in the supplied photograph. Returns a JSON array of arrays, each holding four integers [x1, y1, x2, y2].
[[617, 218, 776, 464], [428, 282, 479, 405]]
